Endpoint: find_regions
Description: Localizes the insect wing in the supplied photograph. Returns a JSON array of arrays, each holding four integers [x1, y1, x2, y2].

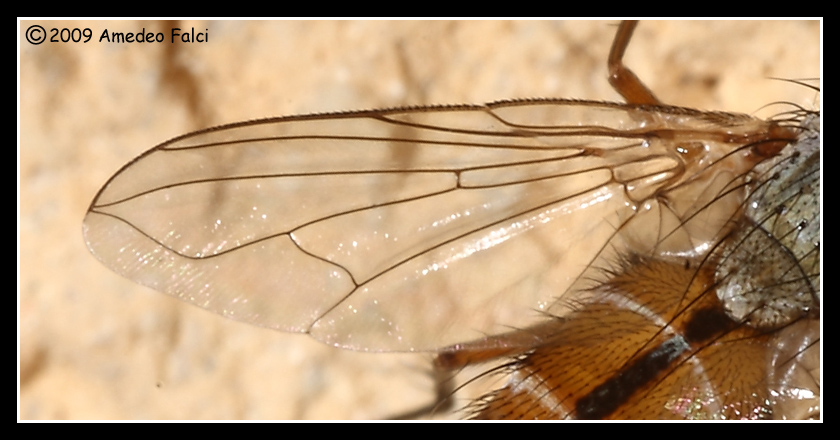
[[83, 99, 753, 352]]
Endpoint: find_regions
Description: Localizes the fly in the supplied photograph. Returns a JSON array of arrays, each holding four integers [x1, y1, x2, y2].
[[82, 21, 820, 419]]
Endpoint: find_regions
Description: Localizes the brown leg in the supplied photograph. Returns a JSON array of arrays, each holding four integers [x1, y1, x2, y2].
[[392, 321, 566, 419], [608, 21, 661, 105]]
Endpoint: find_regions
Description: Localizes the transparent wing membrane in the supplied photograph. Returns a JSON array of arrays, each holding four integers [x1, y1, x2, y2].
[[84, 99, 790, 352]]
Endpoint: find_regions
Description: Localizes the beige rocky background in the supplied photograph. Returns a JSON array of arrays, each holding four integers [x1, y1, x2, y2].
[[19, 20, 820, 420]]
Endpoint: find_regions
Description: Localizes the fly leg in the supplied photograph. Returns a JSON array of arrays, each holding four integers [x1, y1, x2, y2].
[[389, 321, 566, 419], [608, 20, 661, 105], [387, 364, 456, 420]]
